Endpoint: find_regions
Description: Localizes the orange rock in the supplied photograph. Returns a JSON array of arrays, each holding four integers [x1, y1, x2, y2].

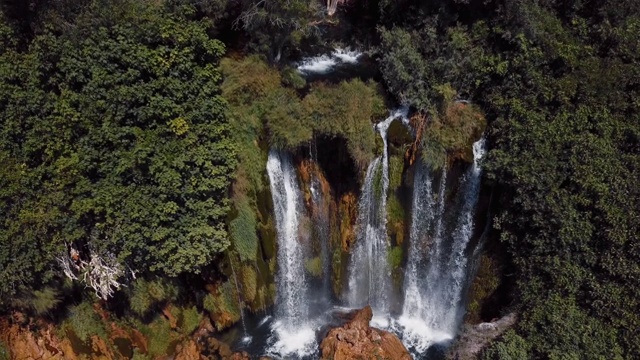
[[320, 306, 411, 360]]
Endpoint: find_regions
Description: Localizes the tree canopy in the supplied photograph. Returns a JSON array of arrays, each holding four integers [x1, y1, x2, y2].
[[0, 0, 235, 303]]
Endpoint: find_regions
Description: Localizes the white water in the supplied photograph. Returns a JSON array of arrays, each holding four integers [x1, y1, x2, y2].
[[297, 48, 363, 74], [396, 138, 486, 353], [347, 108, 409, 316], [266, 150, 316, 357], [309, 139, 332, 301]]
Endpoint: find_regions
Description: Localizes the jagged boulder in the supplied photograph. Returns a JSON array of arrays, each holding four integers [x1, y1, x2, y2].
[[320, 306, 411, 360]]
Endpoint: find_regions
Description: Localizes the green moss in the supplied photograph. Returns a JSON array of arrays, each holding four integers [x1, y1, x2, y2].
[[388, 155, 404, 191], [0, 341, 9, 360], [258, 219, 277, 260], [241, 265, 258, 302], [202, 280, 242, 331], [230, 196, 259, 262], [387, 193, 405, 227], [387, 246, 403, 270], [466, 255, 500, 323], [304, 257, 323, 277]]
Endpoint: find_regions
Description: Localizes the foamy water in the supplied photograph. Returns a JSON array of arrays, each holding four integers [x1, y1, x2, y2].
[[393, 316, 454, 353], [297, 48, 363, 74], [267, 320, 318, 359]]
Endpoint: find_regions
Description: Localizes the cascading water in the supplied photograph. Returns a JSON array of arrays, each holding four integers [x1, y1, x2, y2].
[[309, 140, 332, 302], [397, 137, 486, 354], [266, 150, 316, 357], [347, 108, 408, 319], [229, 260, 251, 343]]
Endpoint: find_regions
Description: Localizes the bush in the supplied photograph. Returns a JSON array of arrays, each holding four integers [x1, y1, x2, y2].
[[31, 288, 62, 315], [129, 279, 178, 317], [481, 330, 531, 360], [421, 84, 486, 169], [179, 306, 201, 336], [67, 302, 107, 343], [145, 317, 173, 357]]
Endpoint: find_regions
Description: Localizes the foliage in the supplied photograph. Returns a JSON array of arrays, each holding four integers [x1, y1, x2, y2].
[[420, 85, 486, 169], [477, 1, 640, 358], [481, 330, 531, 360], [66, 302, 107, 343], [129, 279, 177, 317], [178, 306, 201, 336], [222, 56, 387, 166], [30, 288, 63, 316], [0, 0, 235, 304], [377, 1, 639, 358], [229, 196, 259, 262], [9, 287, 62, 316], [144, 316, 173, 357], [302, 80, 387, 167], [465, 255, 500, 323], [235, 0, 322, 61]]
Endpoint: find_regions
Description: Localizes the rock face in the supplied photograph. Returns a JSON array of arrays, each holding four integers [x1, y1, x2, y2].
[[320, 306, 411, 360], [445, 313, 517, 360]]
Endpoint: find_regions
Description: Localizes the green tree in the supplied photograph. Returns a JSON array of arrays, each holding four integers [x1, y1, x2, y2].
[[0, 0, 235, 304]]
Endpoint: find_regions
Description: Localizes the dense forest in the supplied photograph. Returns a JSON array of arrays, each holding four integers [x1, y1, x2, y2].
[[0, 0, 638, 359]]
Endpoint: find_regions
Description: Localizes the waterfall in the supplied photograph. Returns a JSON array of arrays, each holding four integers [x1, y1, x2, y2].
[[401, 162, 437, 318], [229, 259, 251, 342], [309, 139, 332, 302], [266, 150, 317, 357], [347, 108, 408, 317], [398, 137, 486, 353]]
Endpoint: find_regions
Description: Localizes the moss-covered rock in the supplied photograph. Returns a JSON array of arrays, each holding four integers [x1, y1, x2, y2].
[[305, 257, 323, 278], [203, 281, 241, 332], [240, 265, 258, 303], [465, 255, 500, 324]]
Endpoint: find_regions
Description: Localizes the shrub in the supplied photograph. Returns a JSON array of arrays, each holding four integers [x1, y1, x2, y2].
[[303, 79, 386, 168], [179, 306, 201, 336], [31, 288, 62, 315], [481, 330, 531, 360], [129, 279, 178, 317], [420, 84, 486, 169], [67, 302, 107, 343], [146, 317, 173, 357]]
